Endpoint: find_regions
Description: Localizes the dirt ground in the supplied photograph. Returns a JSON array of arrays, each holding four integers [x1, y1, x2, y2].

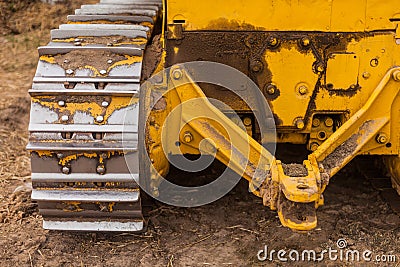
[[0, 1, 399, 267]]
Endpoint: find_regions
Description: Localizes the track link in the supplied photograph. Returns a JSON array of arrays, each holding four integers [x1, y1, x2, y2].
[[28, 0, 161, 232]]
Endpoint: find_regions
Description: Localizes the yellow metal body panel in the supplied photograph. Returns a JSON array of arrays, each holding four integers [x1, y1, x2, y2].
[[156, 0, 400, 230], [167, 0, 400, 32]]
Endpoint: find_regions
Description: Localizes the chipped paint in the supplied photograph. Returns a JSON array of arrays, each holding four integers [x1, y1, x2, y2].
[[31, 96, 138, 125]]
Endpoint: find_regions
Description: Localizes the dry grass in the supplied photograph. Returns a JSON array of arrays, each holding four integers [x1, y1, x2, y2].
[[0, 0, 95, 73]]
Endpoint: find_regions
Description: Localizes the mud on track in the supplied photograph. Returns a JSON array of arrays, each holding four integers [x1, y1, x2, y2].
[[0, 1, 399, 267]]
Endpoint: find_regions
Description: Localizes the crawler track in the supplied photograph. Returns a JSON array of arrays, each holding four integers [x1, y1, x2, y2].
[[28, 0, 161, 231]]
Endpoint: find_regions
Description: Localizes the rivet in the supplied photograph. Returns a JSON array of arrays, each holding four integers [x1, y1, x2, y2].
[[74, 38, 82, 42], [325, 117, 334, 127], [63, 59, 69, 64], [107, 59, 113, 64], [172, 69, 183, 80], [61, 115, 69, 122], [107, 43, 113, 47], [57, 153, 64, 159], [102, 101, 109, 107], [74, 41, 82, 46], [100, 70, 107, 75], [66, 69, 74, 75], [62, 166, 70, 174], [96, 116, 104, 123], [58, 100, 65, 107], [243, 117, 252, 127]]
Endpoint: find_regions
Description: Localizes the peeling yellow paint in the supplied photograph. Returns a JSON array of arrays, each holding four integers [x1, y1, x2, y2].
[[36, 151, 53, 157], [59, 153, 98, 166], [32, 96, 139, 125], [40, 55, 55, 64], [51, 37, 148, 47]]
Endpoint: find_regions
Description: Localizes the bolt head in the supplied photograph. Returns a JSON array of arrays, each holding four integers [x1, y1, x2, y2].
[[265, 84, 277, 95], [370, 58, 379, 67], [61, 115, 69, 122], [57, 153, 64, 159], [96, 116, 104, 123], [299, 85, 308, 95], [316, 63, 325, 73], [268, 37, 279, 47], [101, 101, 109, 107], [295, 119, 305, 129], [243, 117, 252, 127], [310, 143, 320, 152], [325, 117, 334, 127], [62, 166, 70, 174], [66, 69, 74, 75], [58, 100, 65, 107], [172, 69, 183, 80], [107, 59, 113, 64], [377, 134, 388, 144], [251, 61, 263, 73], [312, 118, 321, 127], [183, 132, 193, 143], [363, 72, 371, 79], [301, 37, 311, 47], [96, 165, 106, 175], [74, 41, 82, 46], [100, 70, 107, 75]]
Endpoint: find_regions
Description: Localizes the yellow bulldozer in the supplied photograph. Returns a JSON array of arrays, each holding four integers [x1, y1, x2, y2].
[[28, 0, 400, 232]]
